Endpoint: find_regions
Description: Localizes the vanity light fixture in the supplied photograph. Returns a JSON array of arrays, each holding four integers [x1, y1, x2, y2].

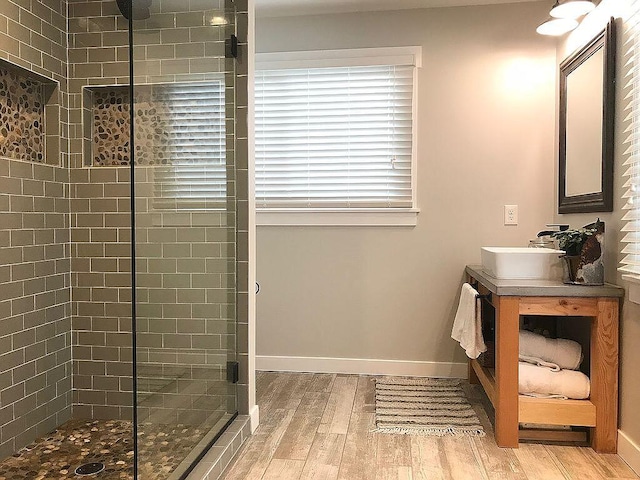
[[536, 17, 579, 36], [550, 0, 595, 19]]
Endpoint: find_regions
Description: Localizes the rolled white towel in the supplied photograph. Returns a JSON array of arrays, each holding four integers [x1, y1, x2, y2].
[[518, 362, 590, 400], [519, 354, 561, 372], [519, 330, 582, 371]]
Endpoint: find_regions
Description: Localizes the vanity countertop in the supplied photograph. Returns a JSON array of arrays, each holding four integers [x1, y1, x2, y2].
[[466, 265, 624, 298]]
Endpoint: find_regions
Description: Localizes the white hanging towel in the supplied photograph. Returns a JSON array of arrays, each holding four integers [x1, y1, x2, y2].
[[451, 283, 486, 359]]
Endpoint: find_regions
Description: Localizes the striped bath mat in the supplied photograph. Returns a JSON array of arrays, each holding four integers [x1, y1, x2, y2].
[[374, 377, 485, 437]]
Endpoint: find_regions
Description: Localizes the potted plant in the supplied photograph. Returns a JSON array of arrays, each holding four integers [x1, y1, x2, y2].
[[552, 219, 604, 285]]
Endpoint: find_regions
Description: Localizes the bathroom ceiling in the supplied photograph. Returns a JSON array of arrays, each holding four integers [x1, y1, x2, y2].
[[255, 0, 541, 17]]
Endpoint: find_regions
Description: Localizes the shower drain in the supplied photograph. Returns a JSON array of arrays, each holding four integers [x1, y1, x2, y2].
[[75, 462, 105, 475]]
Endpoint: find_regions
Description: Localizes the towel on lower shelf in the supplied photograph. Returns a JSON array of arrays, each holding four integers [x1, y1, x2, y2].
[[451, 283, 486, 359], [519, 354, 561, 372], [519, 330, 583, 371], [518, 362, 590, 399]]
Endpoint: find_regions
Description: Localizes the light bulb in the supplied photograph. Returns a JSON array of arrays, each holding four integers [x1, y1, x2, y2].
[[536, 17, 579, 36], [550, 0, 595, 19]]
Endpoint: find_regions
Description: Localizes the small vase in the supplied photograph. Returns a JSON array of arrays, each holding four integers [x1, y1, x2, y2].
[[560, 222, 605, 285]]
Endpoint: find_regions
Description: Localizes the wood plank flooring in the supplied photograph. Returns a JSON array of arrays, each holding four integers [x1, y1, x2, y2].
[[220, 372, 638, 480]]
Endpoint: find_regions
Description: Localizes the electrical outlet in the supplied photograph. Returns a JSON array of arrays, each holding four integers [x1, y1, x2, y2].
[[504, 205, 518, 225]]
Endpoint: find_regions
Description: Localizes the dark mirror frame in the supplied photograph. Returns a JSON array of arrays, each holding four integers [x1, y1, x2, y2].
[[558, 18, 616, 214]]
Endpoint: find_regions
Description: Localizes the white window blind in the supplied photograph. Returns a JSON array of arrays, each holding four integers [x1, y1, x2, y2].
[[147, 81, 226, 210], [620, 3, 640, 274], [255, 63, 415, 209]]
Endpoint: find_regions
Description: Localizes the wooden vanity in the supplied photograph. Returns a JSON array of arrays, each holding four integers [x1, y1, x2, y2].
[[465, 265, 624, 453]]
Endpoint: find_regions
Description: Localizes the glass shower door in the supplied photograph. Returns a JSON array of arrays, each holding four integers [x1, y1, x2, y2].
[[129, 1, 238, 478]]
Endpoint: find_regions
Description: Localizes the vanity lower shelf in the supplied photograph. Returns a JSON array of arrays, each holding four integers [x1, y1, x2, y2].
[[470, 359, 596, 427]]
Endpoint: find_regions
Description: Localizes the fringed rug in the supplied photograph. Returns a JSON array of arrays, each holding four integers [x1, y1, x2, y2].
[[374, 377, 485, 437]]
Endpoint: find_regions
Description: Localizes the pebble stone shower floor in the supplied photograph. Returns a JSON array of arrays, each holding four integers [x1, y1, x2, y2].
[[0, 419, 209, 479]]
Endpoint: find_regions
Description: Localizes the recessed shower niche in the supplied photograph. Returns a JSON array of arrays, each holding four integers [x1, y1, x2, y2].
[[83, 81, 225, 168], [0, 59, 59, 165]]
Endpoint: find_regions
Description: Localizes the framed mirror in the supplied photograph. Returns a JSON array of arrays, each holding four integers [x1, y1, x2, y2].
[[558, 18, 616, 214]]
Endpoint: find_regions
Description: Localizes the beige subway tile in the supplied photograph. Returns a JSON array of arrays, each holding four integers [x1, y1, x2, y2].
[[102, 31, 128, 47], [89, 168, 118, 184], [68, 47, 88, 63], [175, 42, 204, 58], [103, 183, 129, 197], [146, 44, 175, 59], [89, 228, 117, 243], [177, 288, 206, 304], [7, 19, 31, 44], [104, 243, 129, 257], [72, 32, 102, 48], [90, 258, 118, 272], [23, 245, 45, 262], [92, 288, 119, 302], [74, 62, 102, 78], [161, 243, 190, 258], [89, 198, 118, 213], [76, 213, 104, 227], [102, 61, 129, 76], [87, 16, 116, 32], [160, 27, 189, 44], [86, 47, 116, 63], [160, 58, 189, 75], [177, 258, 206, 274], [190, 26, 220, 42], [162, 274, 190, 288], [104, 213, 130, 227], [147, 259, 177, 273], [76, 183, 104, 198]]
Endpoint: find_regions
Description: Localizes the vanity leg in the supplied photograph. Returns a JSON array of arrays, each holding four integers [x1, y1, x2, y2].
[[469, 360, 479, 384], [590, 297, 619, 453], [495, 296, 520, 448]]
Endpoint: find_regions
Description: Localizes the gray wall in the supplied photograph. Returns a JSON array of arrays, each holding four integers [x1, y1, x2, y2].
[[255, 2, 557, 369], [554, 0, 640, 464], [0, 0, 71, 459]]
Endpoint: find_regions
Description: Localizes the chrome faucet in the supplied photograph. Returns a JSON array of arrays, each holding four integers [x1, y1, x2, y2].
[[537, 224, 569, 237]]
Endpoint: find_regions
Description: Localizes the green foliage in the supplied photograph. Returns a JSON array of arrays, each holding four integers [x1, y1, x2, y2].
[[552, 227, 599, 256]]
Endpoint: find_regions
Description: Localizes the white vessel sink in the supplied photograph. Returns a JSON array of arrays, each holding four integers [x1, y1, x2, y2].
[[481, 247, 564, 280]]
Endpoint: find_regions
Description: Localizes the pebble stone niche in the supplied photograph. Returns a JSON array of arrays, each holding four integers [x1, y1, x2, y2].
[[0, 66, 46, 163], [87, 83, 223, 167]]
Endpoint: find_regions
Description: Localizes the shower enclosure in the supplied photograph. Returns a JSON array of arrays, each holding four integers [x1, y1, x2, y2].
[[0, 0, 247, 478], [129, 0, 240, 477]]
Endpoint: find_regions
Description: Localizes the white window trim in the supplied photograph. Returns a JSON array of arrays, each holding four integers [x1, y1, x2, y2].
[[255, 46, 422, 227], [622, 274, 640, 305], [257, 208, 420, 227]]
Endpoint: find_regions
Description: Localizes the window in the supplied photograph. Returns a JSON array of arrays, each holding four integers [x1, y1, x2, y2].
[[255, 47, 421, 226], [143, 81, 226, 211], [621, 4, 640, 278]]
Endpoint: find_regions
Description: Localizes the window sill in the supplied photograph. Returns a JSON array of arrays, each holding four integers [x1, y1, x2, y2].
[[256, 208, 420, 227], [622, 274, 640, 304]]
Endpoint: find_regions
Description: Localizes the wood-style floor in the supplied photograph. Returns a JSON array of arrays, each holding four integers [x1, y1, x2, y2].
[[220, 372, 638, 480]]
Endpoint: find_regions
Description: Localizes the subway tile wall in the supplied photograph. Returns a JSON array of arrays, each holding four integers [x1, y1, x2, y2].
[[0, 0, 249, 459], [70, 165, 133, 419], [0, 0, 71, 459], [67, 0, 249, 422]]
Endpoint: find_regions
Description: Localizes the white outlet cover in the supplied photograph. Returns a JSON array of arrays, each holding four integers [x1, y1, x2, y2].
[[504, 205, 518, 225]]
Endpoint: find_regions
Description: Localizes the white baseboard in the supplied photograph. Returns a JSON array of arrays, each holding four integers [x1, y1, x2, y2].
[[249, 405, 260, 434], [256, 355, 468, 378], [618, 430, 640, 476]]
